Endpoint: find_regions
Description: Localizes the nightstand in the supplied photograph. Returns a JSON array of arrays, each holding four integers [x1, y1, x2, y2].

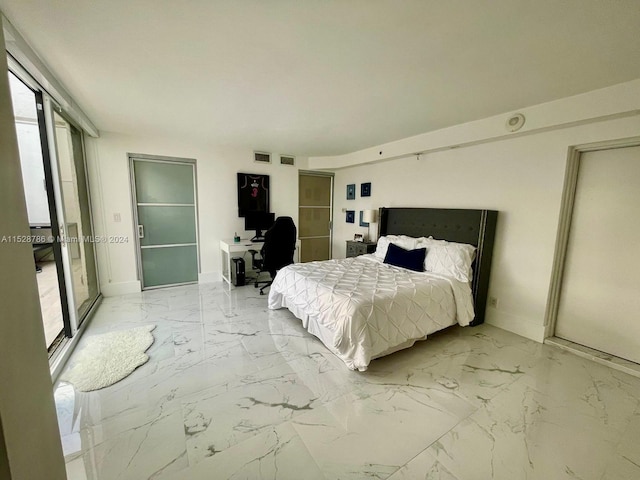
[[346, 240, 376, 258]]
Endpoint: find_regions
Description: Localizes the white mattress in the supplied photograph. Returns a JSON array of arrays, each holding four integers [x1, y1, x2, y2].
[[268, 254, 475, 371]]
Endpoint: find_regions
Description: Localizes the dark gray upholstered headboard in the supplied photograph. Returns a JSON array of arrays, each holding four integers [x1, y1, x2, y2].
[[378, 207, 498, 325]]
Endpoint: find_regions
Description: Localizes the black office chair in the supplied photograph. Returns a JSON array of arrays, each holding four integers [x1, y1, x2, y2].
[[249, 216, 297, 295]]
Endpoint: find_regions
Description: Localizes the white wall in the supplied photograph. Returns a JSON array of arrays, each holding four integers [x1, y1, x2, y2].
[[0, 27, 67, 480], [330, 116, 640, 342], [84, 76, 640, 343], [85, 132, 308, 295]]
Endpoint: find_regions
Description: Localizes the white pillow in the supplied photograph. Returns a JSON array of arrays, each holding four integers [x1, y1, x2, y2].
[[416, 236, 447, 246], [416, 237, 477, 282], [374, 235, 418, 259]]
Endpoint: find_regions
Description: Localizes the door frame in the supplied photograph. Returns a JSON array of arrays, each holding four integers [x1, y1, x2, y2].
[[128, 153, 200, 290], [298, 170, 335, 261], [51, 107, 101, 328], [35, 91, 72, 339], [8, 58, 103, 377], [9, 71, 74, 342], [544, 136, 640, 339]]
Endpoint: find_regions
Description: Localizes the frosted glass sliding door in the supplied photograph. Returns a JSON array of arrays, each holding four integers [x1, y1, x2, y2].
[[131, 157, 199, 288]]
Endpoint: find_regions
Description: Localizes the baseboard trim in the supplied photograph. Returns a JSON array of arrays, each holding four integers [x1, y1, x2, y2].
[[485, 310, 546, 343], [198, 271, 220, 284], [100, 281, 141, 296]]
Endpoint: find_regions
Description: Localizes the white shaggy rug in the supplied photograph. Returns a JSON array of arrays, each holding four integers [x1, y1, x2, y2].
[[61, 325, 156, 392]]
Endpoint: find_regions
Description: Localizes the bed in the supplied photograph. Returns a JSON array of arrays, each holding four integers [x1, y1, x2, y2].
[[268, 207, 498, 371]]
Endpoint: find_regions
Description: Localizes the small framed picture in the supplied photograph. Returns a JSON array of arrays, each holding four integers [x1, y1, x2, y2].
[[360, 182, 371, 197], [346, 184, 356, 200], [346, 210, 355, 223], [353, 233, 364, 242]]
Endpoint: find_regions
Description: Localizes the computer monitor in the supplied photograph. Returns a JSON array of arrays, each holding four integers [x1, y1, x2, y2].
[[244, 211, 275, 242]]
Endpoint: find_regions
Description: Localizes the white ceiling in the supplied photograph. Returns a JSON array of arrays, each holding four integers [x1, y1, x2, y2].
[[2, 0, 640, 156]]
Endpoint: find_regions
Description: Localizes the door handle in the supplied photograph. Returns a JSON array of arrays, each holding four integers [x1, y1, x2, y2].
[[138, 224, 144, 239]]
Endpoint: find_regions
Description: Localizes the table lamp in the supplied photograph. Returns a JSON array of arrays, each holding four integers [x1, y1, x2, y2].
[[363, 209, 377, 242]]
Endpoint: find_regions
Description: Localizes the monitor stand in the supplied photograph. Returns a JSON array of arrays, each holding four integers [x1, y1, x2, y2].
[[251, 229, 265, 242]]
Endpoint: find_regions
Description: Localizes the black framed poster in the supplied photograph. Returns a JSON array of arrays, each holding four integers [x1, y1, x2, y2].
[[346, 210, 355, 223], [346, 184, 356, 200], [237, 173, 270, 216]]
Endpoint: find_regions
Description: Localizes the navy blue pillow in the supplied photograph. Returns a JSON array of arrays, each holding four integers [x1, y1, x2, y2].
[[383, 243, 426, 272]]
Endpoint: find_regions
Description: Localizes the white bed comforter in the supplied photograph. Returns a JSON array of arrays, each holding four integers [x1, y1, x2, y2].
[[268, 254, 474, 371]]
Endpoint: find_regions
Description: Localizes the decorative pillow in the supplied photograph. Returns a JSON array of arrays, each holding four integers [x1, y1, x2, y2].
[[383, 243, 427, 272], [375, 235, 418, 259], [416, 238, 476, 282]]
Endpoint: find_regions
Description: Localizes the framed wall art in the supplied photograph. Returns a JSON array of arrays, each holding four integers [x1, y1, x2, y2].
[[346, 210, 355, 223], [346, 184, 356, 200], [359, 211, 369, 227], [237, 172, 270, 216], [361, 182, 371, 197]]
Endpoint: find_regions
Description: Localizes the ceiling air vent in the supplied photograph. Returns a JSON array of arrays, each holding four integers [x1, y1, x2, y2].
[[280, 155, 295, 166], [254, 151, 271, 163]]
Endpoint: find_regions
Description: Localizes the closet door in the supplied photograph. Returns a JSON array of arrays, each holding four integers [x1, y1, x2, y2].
[[298, 173, 333, 262], [555, 145, 640, 363]]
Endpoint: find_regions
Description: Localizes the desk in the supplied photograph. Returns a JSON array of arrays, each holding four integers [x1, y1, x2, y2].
[[220, 239, 264, 287]]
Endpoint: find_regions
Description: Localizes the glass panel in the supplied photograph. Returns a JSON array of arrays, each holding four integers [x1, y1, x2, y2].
[[9, 72, 65, 348], [141, 245, 198, 287], [138, 205, 196, 246], [133, 158, 199, 288], [299, 174, 331, 206], [69, 125, 99, 320], [54, 112, 100, 324], [300, 238, 330, 262], [298, 207, 330, 237], [134, 160, 194, 204]]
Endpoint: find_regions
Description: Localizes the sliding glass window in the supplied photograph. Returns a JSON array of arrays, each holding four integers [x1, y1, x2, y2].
[[51, 111, 99, 327]]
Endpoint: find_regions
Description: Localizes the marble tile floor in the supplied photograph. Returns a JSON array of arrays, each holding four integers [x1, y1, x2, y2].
[[54, 282, 640, 480]]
